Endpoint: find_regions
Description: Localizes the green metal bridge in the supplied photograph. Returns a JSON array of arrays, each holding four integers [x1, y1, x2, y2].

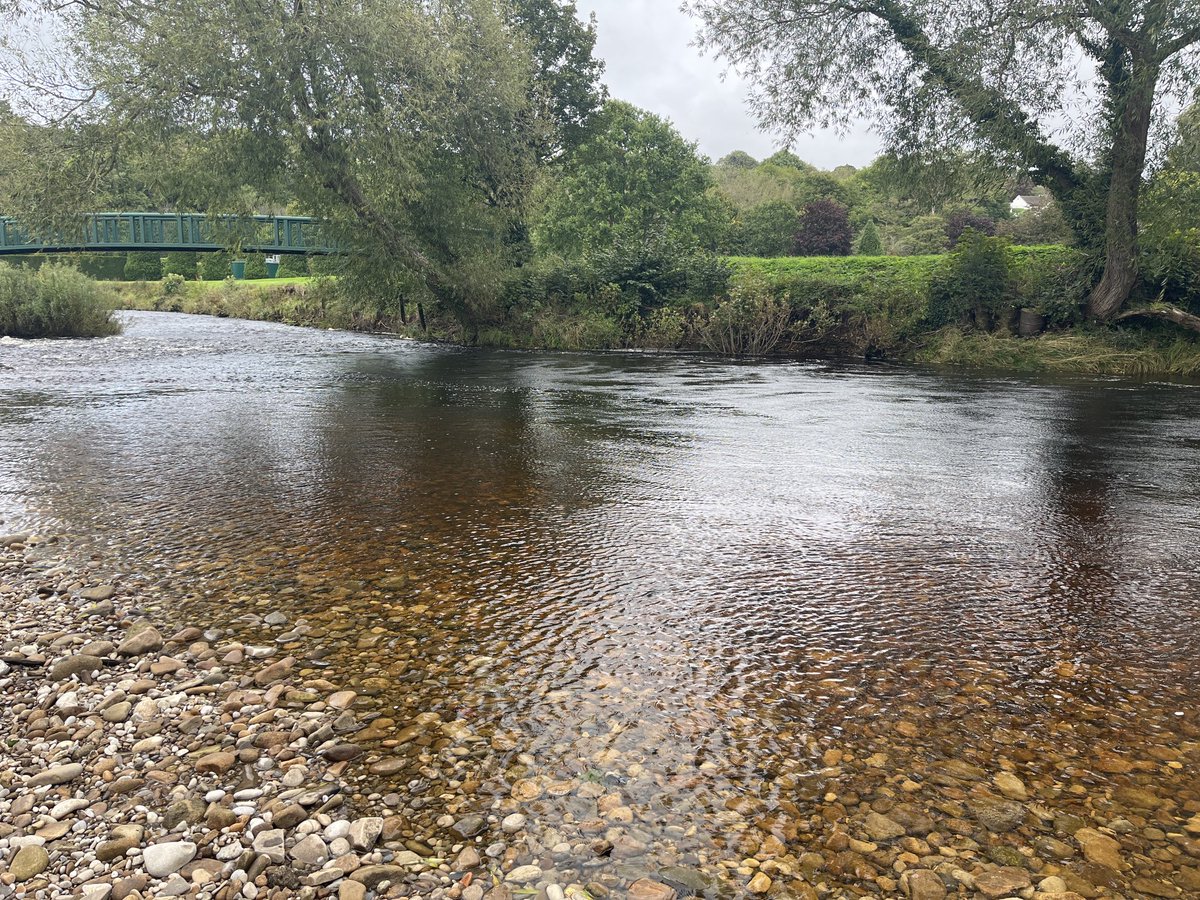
[[0, 212, 340, 255]]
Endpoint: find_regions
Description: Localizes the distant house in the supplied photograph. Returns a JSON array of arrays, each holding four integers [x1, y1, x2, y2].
[[1010, 193, 1053, 215]]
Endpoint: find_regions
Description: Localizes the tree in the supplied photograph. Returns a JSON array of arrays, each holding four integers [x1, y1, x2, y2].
[[718, 151, 759, 169], [944, 210, 997, 248], [691, 0, 1200, 327], [533, 101, 728, 257], [794, 200, 853, 256], [857, 220, 883, 256], [726, 201, 801, 257], [7, 0, 560, 327], [508, 0, 608, 159]]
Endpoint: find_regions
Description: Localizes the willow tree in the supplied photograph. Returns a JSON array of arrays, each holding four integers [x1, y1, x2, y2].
[[1, 0, 605, 325], [690, 0, 1200, 327]]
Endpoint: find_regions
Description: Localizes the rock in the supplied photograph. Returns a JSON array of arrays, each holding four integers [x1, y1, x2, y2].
[[626, 879, 677, 900], [351, 865, 409, 889], [501, 813, 527, 834], [747, 872, 772, 894], [972, 798, 1026, 833], [50, 654, 104, 681], [28, 763, 84, 787], [974, 866, 1032, 899], [79, 584, 115, 600], [1114, 786, 1164, 810], [253, 656, 295, 686], [252, 829, 286, 863], [97, 825, 145, 863], [328, 690, 357, 709], [118, 626, 164, 656], [451, 814, 486, 839], [10, 844, 50, 881], [163, 798, 206, 829], [993, 771, 1028, 800], [289, 834, 329, 867], [143, 841, 196, 878], [658, 867, 711, 894], [273, 803, 307, 829], [1129, 877, 1181, 898], [339, 883, 367, 900], [321, 743, 362, 762], [863, 811, 906, 841], [456, 847, 481, 869], [1074, 828, 1125, 871], [348, 817, 383, 851], [102, 701, 132, 722], [903, 869, 947, 900], [505, 864, 543, 884], [196, 751, 237, 775]]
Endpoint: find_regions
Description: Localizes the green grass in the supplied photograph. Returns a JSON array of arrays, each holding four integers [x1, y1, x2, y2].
[[0, 263, 122, 338]]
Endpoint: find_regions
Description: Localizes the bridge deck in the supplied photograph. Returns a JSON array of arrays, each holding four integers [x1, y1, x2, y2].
[[0, 213, 339, 255]]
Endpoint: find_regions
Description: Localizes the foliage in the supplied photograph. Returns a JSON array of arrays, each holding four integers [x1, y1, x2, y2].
[[123, 252, 163, 281], [533, 101, 729, 258], [718, 151, 759, 169], [857, 220, 883, 256], [198, 252, 232, 281], [725, 201, 801, 257], [509, 0, 607, 159], [995, 205, 1075, 247], [944, 209, 996, 247], [162, 252, 197, 279], [895, 215, 950, 256], [690, 0, 1200, 319], [0, 263, 121, 338], [277, 256, 310, 278], [702, 276, 793, 355], [1140, 169, 1200, 308], [793, 200, 853, 256], [927, 231, 1010, 329]]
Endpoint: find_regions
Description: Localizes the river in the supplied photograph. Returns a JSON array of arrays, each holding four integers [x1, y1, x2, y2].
[[4, 311, 1200, 897]]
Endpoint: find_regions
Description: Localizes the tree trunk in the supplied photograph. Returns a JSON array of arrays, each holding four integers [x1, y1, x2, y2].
[[1088, 63, 1158, 321], [1115, 305, 1200, 333]]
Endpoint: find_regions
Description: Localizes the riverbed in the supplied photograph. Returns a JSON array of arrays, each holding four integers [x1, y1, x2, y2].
[[4, 311, 1200, 898]]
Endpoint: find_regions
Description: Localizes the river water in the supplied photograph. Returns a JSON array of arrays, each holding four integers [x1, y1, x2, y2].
[[4, 311, 1200, 897]]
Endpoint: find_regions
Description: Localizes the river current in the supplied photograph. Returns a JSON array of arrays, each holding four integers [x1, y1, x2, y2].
[[4, 311, 1200, 897]]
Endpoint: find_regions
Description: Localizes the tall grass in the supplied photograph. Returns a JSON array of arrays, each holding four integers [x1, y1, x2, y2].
[[0, 263, 121, 338]]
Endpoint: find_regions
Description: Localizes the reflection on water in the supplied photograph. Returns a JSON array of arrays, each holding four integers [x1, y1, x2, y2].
[[4, 312, 1200, 895]]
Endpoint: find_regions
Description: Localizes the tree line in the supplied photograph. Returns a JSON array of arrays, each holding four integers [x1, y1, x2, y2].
[[1, 0, 1198, 336]]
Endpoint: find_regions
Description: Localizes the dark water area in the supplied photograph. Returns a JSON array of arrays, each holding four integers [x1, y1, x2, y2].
[[4, 311, 1200, 895]]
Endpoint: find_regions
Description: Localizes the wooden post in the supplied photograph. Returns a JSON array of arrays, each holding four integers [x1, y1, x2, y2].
[[417, 303, 427, 331]]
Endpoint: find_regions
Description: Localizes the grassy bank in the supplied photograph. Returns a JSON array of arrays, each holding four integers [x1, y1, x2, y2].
[[105, 253, 1200, 378], [0, 263, 122, 338]]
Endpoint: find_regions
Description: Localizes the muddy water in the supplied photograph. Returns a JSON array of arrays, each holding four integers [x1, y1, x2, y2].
[[4, 311, 1200, 897]]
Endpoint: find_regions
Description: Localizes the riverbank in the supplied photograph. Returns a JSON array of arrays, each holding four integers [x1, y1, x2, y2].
[[1, 532, 623, 900], [106, 259, 1200, 379]]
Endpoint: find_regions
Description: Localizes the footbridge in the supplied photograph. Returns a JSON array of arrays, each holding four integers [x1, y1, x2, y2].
[[0, 213, 340, 255]]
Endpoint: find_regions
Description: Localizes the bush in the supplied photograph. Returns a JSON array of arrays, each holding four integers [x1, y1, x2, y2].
[[198, 252, 232, 280], [857, 220, 883, 256], [944, 209, 997, 247], [123, 252, 163, 281], [794, 200, 853, 256], [725, 201, 800, 257], [163, 252, 198, 279], [703, 276, 792, 355], [243, 255, 268, 279], [0, 263, 121, 338], [927, 231, 1010, 330], [277, 255, 309, 277]]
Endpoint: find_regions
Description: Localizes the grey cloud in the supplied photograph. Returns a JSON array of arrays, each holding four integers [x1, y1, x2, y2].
[[575, 0, 881, 168]]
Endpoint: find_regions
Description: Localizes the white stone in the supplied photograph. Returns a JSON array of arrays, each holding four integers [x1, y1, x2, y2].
[[143, 841, 197, 878]]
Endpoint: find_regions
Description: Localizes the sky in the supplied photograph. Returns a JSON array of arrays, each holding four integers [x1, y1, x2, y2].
[[573, 0, 881, 169]]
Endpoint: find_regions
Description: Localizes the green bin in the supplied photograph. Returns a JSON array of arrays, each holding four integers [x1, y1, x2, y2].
[[265, 261, 280, 279], [230, 259, 247, 280]]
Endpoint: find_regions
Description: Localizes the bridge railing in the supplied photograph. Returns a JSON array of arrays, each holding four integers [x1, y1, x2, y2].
[[0, 213, 338, 255]]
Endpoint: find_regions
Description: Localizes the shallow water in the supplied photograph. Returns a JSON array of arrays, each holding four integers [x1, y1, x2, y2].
[[4, 312, 1200, 895]]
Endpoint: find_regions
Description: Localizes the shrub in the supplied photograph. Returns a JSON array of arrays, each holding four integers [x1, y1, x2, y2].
[[0, 263, 121, 338], [944, 209, 997, 247], [927, 231, 1010, 330], [163, 252, 198, 279], [895, 215, 951, 255], [123, 252, 163, 281], [243, 255, 268, 279], [198, 252, 232, 280], [793, 200, 852, 256], [703, 276, 792, 355], [725, 201, 800, 257], [857, 220, 883, 256], [277, 255, 309, 277]]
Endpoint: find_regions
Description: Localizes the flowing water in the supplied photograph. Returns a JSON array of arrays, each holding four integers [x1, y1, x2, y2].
[[4, 311, 1200, 897]]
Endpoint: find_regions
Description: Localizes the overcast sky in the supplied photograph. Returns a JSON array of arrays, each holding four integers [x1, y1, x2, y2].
[[574, 0, 881, 169]]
